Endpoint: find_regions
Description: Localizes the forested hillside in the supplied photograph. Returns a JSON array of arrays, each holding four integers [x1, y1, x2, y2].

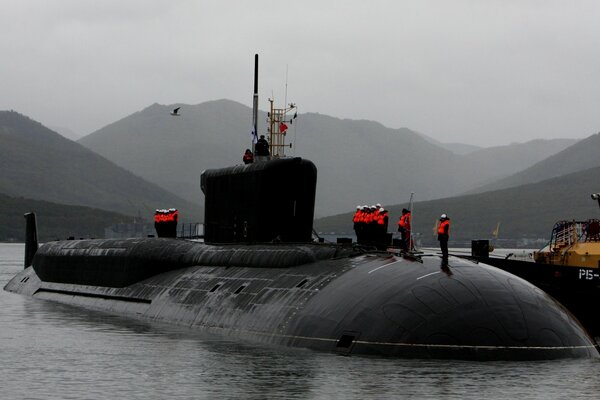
[[0, 193, 137, 242], [0, 111, 202, 220], [315, 166, 600, 247]]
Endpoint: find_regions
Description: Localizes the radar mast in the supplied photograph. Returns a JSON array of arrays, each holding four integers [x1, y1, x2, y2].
[[267, 99, 296, 158]]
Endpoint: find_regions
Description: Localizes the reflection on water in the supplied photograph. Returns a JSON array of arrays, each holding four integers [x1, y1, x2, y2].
[[2, 243, 600, 399]]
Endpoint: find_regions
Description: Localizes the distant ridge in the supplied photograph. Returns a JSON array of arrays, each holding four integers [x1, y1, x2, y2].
[[462, 138, 579, 187], [315, 165, 600, 245], [0, 192, 136, 242], [80, 100, 253, 209], [78, 100, 576, 217], [415, 132, 482, 155], [0, 110, 202, 220], [469, 133, 597, 194]]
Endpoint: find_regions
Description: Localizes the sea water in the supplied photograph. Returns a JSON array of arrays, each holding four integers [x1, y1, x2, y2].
[[1, 243, 599, 400]]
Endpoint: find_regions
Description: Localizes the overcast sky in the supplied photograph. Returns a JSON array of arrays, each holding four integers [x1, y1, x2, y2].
[[2, 1, 600, 146]]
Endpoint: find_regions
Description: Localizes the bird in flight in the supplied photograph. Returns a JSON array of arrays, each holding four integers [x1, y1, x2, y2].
[[170, 107, 181, 116]]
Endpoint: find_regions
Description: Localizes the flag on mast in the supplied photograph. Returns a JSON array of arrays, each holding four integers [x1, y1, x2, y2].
[[279, 122, 288, 134], [251, 126, 258, 143]]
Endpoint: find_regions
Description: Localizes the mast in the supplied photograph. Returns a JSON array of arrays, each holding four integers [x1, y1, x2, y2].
[[408, 192, 415, 251], [250, 54, 297, 158], [252, 54, 259, 152], [267, 99, 296, 158]]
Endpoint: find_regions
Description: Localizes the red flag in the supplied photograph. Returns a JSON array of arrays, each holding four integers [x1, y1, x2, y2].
[[279, 122, 288, 134]]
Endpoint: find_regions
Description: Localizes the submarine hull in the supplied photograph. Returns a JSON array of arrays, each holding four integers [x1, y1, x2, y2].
[[5, 238, 598, 360]]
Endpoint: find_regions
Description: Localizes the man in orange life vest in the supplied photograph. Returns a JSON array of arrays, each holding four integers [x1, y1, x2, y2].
[[438, 214, 450, 259], [397, 208, 411, 251], [242, 149, 254, 164], [376, 207, 388, 236], [154, 208, 179, 238]]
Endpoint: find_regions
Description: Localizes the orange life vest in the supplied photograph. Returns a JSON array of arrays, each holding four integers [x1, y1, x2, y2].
[[398, 213, 411, 229], [438, 220, 450, 235]]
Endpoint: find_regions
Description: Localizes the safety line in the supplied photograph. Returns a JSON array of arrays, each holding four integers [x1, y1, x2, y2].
[[416, 271, 441, 280]]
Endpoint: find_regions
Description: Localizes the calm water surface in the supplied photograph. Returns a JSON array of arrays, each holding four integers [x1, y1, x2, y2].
[[1, 243, 600, 399]]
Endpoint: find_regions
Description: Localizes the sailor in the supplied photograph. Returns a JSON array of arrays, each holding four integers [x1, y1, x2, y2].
[[154, 209, 161, 237], [154, 209, 167, 237], [243, 149, 254, 164], [356, 205, 370, 244], [438, 214, 450, 259], [397, 208, 411, 251], [366, 205, 377, 241], [255, 135, 270, 156], [377, 207, 389, 237], [167, 208, 178, 238], [353, 205, 362, 242], [358, 205, 369, 244]]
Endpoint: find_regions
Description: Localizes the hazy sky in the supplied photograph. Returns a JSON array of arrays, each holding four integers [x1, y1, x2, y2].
[[2, 0, 600, 146]]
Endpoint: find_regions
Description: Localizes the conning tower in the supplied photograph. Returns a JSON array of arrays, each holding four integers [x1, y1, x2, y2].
[[201, 157, 316, 243], [201, 53, 314, 244]]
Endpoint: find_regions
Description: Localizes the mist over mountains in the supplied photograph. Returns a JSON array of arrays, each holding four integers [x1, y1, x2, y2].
[[468, 133, 600, 194], [78, 99, 577, 218]]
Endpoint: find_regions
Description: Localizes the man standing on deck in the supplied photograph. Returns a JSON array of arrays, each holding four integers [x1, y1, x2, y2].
[[255, 135, 270, 157], [438, 214, 450, 259], [397, 208, 411, 251]]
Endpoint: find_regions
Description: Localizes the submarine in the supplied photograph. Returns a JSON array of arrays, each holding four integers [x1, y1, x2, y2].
[[4, 56, 599, 361]]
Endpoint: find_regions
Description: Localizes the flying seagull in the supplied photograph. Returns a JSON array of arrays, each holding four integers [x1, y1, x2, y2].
[[170, 107, 181, 116]]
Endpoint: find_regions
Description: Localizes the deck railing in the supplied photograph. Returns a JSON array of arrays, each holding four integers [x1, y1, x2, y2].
[[177, 223, 204, 239]]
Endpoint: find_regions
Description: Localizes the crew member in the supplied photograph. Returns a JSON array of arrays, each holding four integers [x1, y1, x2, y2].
[[255, 135, 270, 156], [243, 149, 254, 164], [154, 209, 162, 237], [353, 205, 363, 242], [376, 207, 389, 235], [376, 207, 389, 247], [397, 208, 411, 251], [166, 208, 178, 238], [366, 205, 377, 242], [438, 214, 450, 259], [154, 208, 179, 238]]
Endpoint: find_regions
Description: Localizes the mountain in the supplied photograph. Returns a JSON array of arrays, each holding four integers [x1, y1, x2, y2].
[[469, 133, 598, 194], [49, 125, 83, 141], [440, 142, 482, 155], [0, 111, 201, 220], [80, 102, 481, 217], [315, 165, 600, 246], [80, 100, 253, 209], [462, 138, 579, 187], [0, 193, 138, 242], [415, 133, 482, 155], [79, 100, 575, 217]]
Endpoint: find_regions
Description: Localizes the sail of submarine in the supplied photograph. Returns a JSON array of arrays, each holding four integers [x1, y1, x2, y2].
[[4, 55, 598, 361]]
